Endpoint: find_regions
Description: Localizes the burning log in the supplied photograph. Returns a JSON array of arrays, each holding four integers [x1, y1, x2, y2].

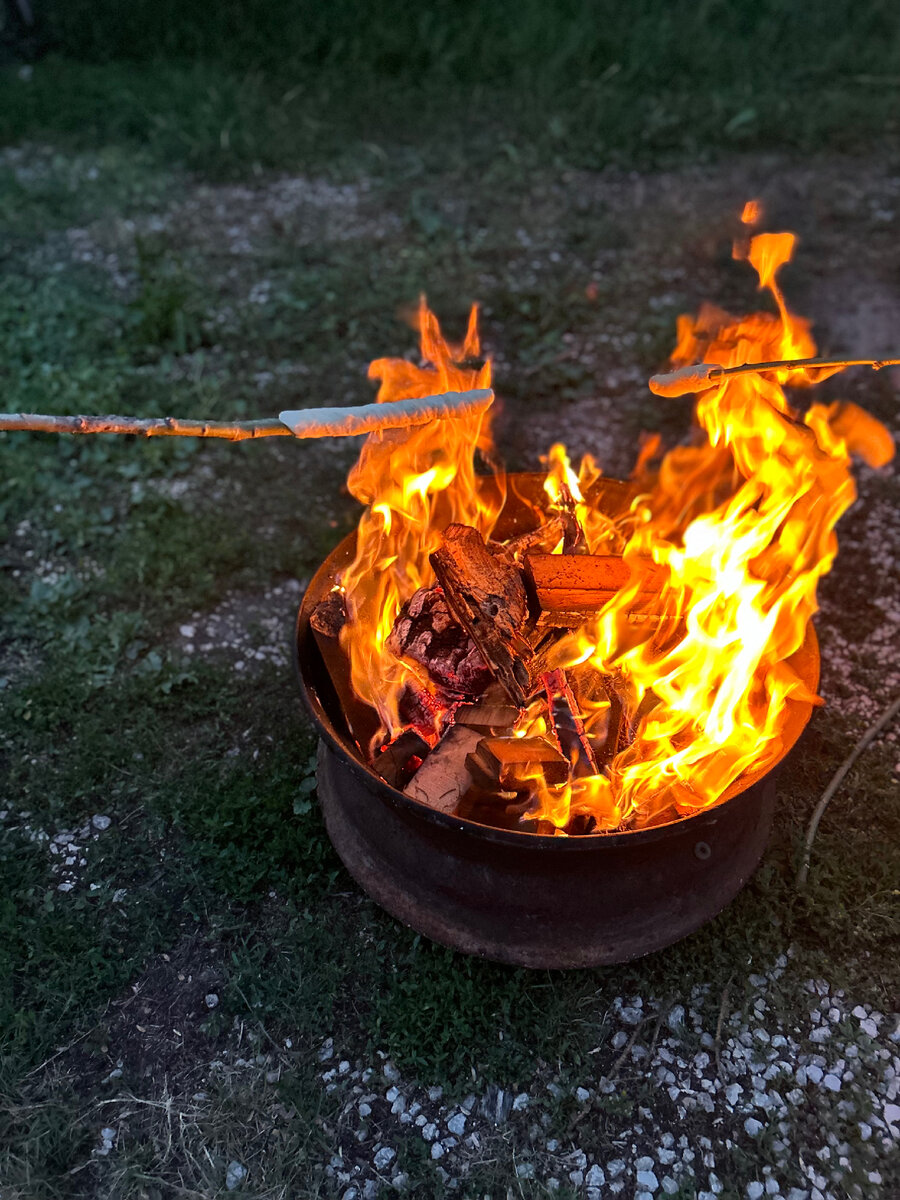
[[542, 668, 599, 778], [466, 736, 569, 792], [387, 585, 493, 699], [524, 553, 667, 626], [403, 724, 482, 814], [309, 592, 383, 754], [494, 514, 565, 562], [430, 524, 533, 707], [556, 482, 588, 554]]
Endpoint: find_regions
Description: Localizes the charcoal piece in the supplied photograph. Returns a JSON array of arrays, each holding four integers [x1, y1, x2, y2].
[[388, 585, 493, 699], [373, 729, 430, 789], [403, 724, 482, 814], [430, 523, 533, 706]]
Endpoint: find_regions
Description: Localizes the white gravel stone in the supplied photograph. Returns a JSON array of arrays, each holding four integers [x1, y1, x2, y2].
[[447, 1112, 466, 1135], [607, 1158, 626, 1178], [822, 1074, 841, 1092], [430, 1142, 444, 1160], [745, 1117, 764, 1136], [225, 1161, 247, 1191], [91, 814, 111, 830], [422, 1123, 437, 1141], [637, 1169, 659, 1190], [512, 1092, 529, 1110], [373, 1147, 395, 1171], [358, 1102, 371, 1118], [204, 993, 219, 1008], [747, 1184, 765, 1200], [586, 1164, 605, 1187]]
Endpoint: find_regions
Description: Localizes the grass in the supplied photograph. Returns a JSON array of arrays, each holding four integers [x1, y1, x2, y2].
[[2, 1, 900, 179], [1, 16, 899, 1192]]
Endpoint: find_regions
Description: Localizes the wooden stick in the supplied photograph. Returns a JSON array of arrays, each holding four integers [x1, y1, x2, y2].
[[0, 389, 494, 441], [795, 692, 900, 889], [649, 357, 900, 397]]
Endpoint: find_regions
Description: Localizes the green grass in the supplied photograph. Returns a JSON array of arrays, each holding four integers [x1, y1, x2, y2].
[[0, 80, 898, 1193], [3, 1, 900, 177]]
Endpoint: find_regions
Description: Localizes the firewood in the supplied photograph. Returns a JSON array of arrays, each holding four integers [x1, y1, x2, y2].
[[403, 724, 483, 814], [430, 524, 533, 707], [466, 735, 569, 791], [525, 554, 666, 612], [555, 482, 588, 554], [542, 668, 599, 778], [493, 514, 565, 562], [309, 592, 383, 755], [387, 585, 492, 699], [373, 729, 431, 789], [454, 683, 522, 734]]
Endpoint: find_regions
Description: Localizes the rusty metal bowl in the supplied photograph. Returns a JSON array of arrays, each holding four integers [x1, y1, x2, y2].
[[293, 475, 819, 968]]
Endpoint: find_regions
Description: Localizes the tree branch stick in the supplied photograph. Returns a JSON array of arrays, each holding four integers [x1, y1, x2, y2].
[[795, 692, 900, 889], [0, 389, 494, 442], [649, 356, 900, 397]]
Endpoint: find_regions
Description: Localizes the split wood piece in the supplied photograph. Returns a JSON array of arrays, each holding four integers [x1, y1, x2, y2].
[[309, 592, 383, 757], [2, 388, 493, 442], [403, 724, 482, 814], [454, 682, 522, 735], [524, 553, 667, 626], [430, 524, 532, 707], [542, 668, 599, 778], [466, 736, 570, 792], [387, 585, 493, 699], [373, 729, 431, 789], [493, 514, 565, 562]]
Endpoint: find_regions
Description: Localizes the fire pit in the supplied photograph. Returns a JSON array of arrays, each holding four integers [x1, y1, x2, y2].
[[295, 474, 820, 968], [289, 213, 889, 968]]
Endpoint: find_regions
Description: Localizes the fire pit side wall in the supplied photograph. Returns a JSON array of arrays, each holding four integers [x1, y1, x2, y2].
[[315, 738, 777, 968]]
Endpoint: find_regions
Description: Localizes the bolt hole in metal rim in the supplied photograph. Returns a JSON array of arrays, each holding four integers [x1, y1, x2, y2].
[[294, 475, 820, 968]]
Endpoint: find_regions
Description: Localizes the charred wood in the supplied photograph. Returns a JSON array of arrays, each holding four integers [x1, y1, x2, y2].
[[373, 729, 431, 789], [388, 585, 492, 699], [466, 735, 569, 791], [542, 668, 599, 778], [310, 592, 382, 756], [430, 524, 533, 707]]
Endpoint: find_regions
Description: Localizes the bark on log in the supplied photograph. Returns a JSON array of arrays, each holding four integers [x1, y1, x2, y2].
[[430, 524, 533, 707], [387, 585, 492, 699]]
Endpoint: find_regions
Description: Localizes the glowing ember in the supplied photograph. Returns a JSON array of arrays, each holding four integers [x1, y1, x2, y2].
[[335, 215, 894, 833]]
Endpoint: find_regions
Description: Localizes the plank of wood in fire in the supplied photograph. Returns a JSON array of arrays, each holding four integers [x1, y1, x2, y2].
[[310, 591, 383, 756], [542, 668, 599, 778], [524, 553, 668, 627], [429, 524, 533, 707], [454, 681, 522, 735], [403, 724, 482, 814], [466, 735, 570, 792]]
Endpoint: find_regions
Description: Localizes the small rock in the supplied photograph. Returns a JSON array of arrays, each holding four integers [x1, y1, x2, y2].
[[586, 1164, 606, 1187], [636, 1168, 659, 1191], [745, 1117, 764, 1137], [422, 1123, 437, 1141], [373, 1146, 395, 1171], [746, 1183, 764, 1199], [822, 1074, 841, 1092], [607, 1159, 626, 1178], [430, 1142, 444, 1160], [512, 1092, 529, 1111], [92, 814, 112, 831], [225, 1161, 247, 1191], [204, 993, 219, 1009], [447, 1112, 466, 1135], [358, 1102, 371, 1117]]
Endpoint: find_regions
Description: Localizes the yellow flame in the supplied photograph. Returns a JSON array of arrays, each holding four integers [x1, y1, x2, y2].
[[338, 221, 894, 830]]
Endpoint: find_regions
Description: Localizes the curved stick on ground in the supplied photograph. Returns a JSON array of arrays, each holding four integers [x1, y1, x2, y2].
[[649, 355, 900, 397], [0, 389, 494, 442], [795, 692, 900, 890]]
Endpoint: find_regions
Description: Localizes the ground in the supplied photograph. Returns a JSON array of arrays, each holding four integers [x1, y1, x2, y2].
[[1, 133, 899, 1200]]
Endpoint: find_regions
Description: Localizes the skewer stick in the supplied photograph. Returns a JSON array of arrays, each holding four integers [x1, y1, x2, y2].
[[0, 389, 494, 441], [648, 356, 900, 397]]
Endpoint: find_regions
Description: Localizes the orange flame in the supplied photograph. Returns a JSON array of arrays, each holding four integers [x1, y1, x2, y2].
[[338, 216, 894, 831], [338, 300, 503, 746]]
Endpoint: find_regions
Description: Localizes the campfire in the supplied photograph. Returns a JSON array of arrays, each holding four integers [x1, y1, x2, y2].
[[307, 208, 893, 840]]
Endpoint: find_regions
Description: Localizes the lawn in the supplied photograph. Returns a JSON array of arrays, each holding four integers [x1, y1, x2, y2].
[[1, 6, 899, 1198]]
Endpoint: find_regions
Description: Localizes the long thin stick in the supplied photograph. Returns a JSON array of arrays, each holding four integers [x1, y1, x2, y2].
[[0, 413, 292, 440], [0, 389, 494, 442], [795, 692, 900, 889], [649, 355, 900, 397]]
